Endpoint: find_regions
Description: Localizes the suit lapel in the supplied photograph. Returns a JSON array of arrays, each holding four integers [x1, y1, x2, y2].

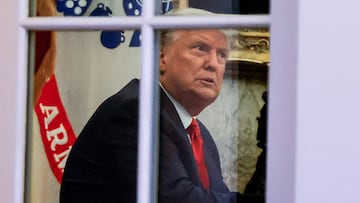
[[159, 89, 202, 185]]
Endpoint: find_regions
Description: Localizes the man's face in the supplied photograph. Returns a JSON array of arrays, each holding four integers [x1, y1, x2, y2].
[[160, 29, 228, 115]]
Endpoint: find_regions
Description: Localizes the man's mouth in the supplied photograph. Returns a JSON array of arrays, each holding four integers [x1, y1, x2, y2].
[[200, 78, 215, 85]]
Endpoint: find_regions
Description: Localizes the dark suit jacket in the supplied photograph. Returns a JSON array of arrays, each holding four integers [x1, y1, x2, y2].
[[60, 79, 236, 203]]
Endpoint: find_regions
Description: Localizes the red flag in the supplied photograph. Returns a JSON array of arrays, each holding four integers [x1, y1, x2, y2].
[[34, 75, 77, 183], [34, 0, 77, 183]]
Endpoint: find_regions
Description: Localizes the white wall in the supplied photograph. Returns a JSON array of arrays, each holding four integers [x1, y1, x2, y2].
[[270, 0, 360, 202], [296, 0, 360, 202], [0, 0, 27, 202]]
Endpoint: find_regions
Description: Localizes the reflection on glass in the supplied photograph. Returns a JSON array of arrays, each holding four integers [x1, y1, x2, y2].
[[27, 30, 140, 203]]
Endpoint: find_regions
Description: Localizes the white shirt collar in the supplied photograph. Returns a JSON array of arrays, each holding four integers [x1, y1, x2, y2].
[[159, 82, 193, 129]]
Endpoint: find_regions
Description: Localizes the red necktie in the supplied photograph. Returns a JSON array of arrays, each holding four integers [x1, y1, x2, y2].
[[186, 118, 210, 189]]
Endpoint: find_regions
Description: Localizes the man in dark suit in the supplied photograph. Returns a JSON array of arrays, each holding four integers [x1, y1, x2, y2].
[[60, 8, 239, 203]]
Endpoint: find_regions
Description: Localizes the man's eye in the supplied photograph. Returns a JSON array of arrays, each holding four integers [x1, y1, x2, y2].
[[219, 52, 226, 58], [217, 51, 228, 64], [194, 45, 206, 52]]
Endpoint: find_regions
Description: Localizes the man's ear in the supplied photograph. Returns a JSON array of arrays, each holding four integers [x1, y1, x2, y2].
[[160, 47, 167, 74]]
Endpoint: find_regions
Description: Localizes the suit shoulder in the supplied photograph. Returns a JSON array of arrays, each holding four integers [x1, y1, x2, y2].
[[100, 79, 139, 105], [109, 79, 139, 102]]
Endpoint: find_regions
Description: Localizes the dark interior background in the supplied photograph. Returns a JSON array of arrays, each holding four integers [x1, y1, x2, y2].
[[189, 0, 269, 14]]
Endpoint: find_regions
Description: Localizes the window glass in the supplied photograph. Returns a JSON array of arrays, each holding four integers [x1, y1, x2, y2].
[[156, 26, 268, 202], [26, 29, 140, 203], [27, 29, 269, 203], [154, 1, 270, 200], [28, 0, 269, 203]]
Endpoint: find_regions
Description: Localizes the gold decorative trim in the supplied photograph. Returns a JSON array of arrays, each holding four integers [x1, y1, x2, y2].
[[228, 28, 270, 64]]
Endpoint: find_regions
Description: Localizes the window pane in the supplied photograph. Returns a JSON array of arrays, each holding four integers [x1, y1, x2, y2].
[[156, 25, 268, 202], [26, 29, 141, 203], [153, 2, 270, 201]]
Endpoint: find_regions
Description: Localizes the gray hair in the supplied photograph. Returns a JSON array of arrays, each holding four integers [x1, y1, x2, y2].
[[165, 7, 214, 16], [160, 8, 234, 48]]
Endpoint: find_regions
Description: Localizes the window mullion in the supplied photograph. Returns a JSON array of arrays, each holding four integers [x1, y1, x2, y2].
[[137, 24, 159, 203], [137, 0, 160, 202], [20, 16, 144, 30]]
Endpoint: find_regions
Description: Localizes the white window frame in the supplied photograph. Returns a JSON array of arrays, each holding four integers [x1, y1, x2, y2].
[[2, 0, 304, 203]]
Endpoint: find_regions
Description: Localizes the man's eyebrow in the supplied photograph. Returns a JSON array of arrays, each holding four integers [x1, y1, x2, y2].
[[191, 39, 209, 46], [191, 39, 228, 50], [189, 37, 229, 53], [219, 47, 229, 51], [218, 48, 230, 54]]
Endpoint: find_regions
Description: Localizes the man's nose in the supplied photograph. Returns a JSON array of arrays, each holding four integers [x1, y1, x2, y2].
[[205, 50, 220, 70]]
